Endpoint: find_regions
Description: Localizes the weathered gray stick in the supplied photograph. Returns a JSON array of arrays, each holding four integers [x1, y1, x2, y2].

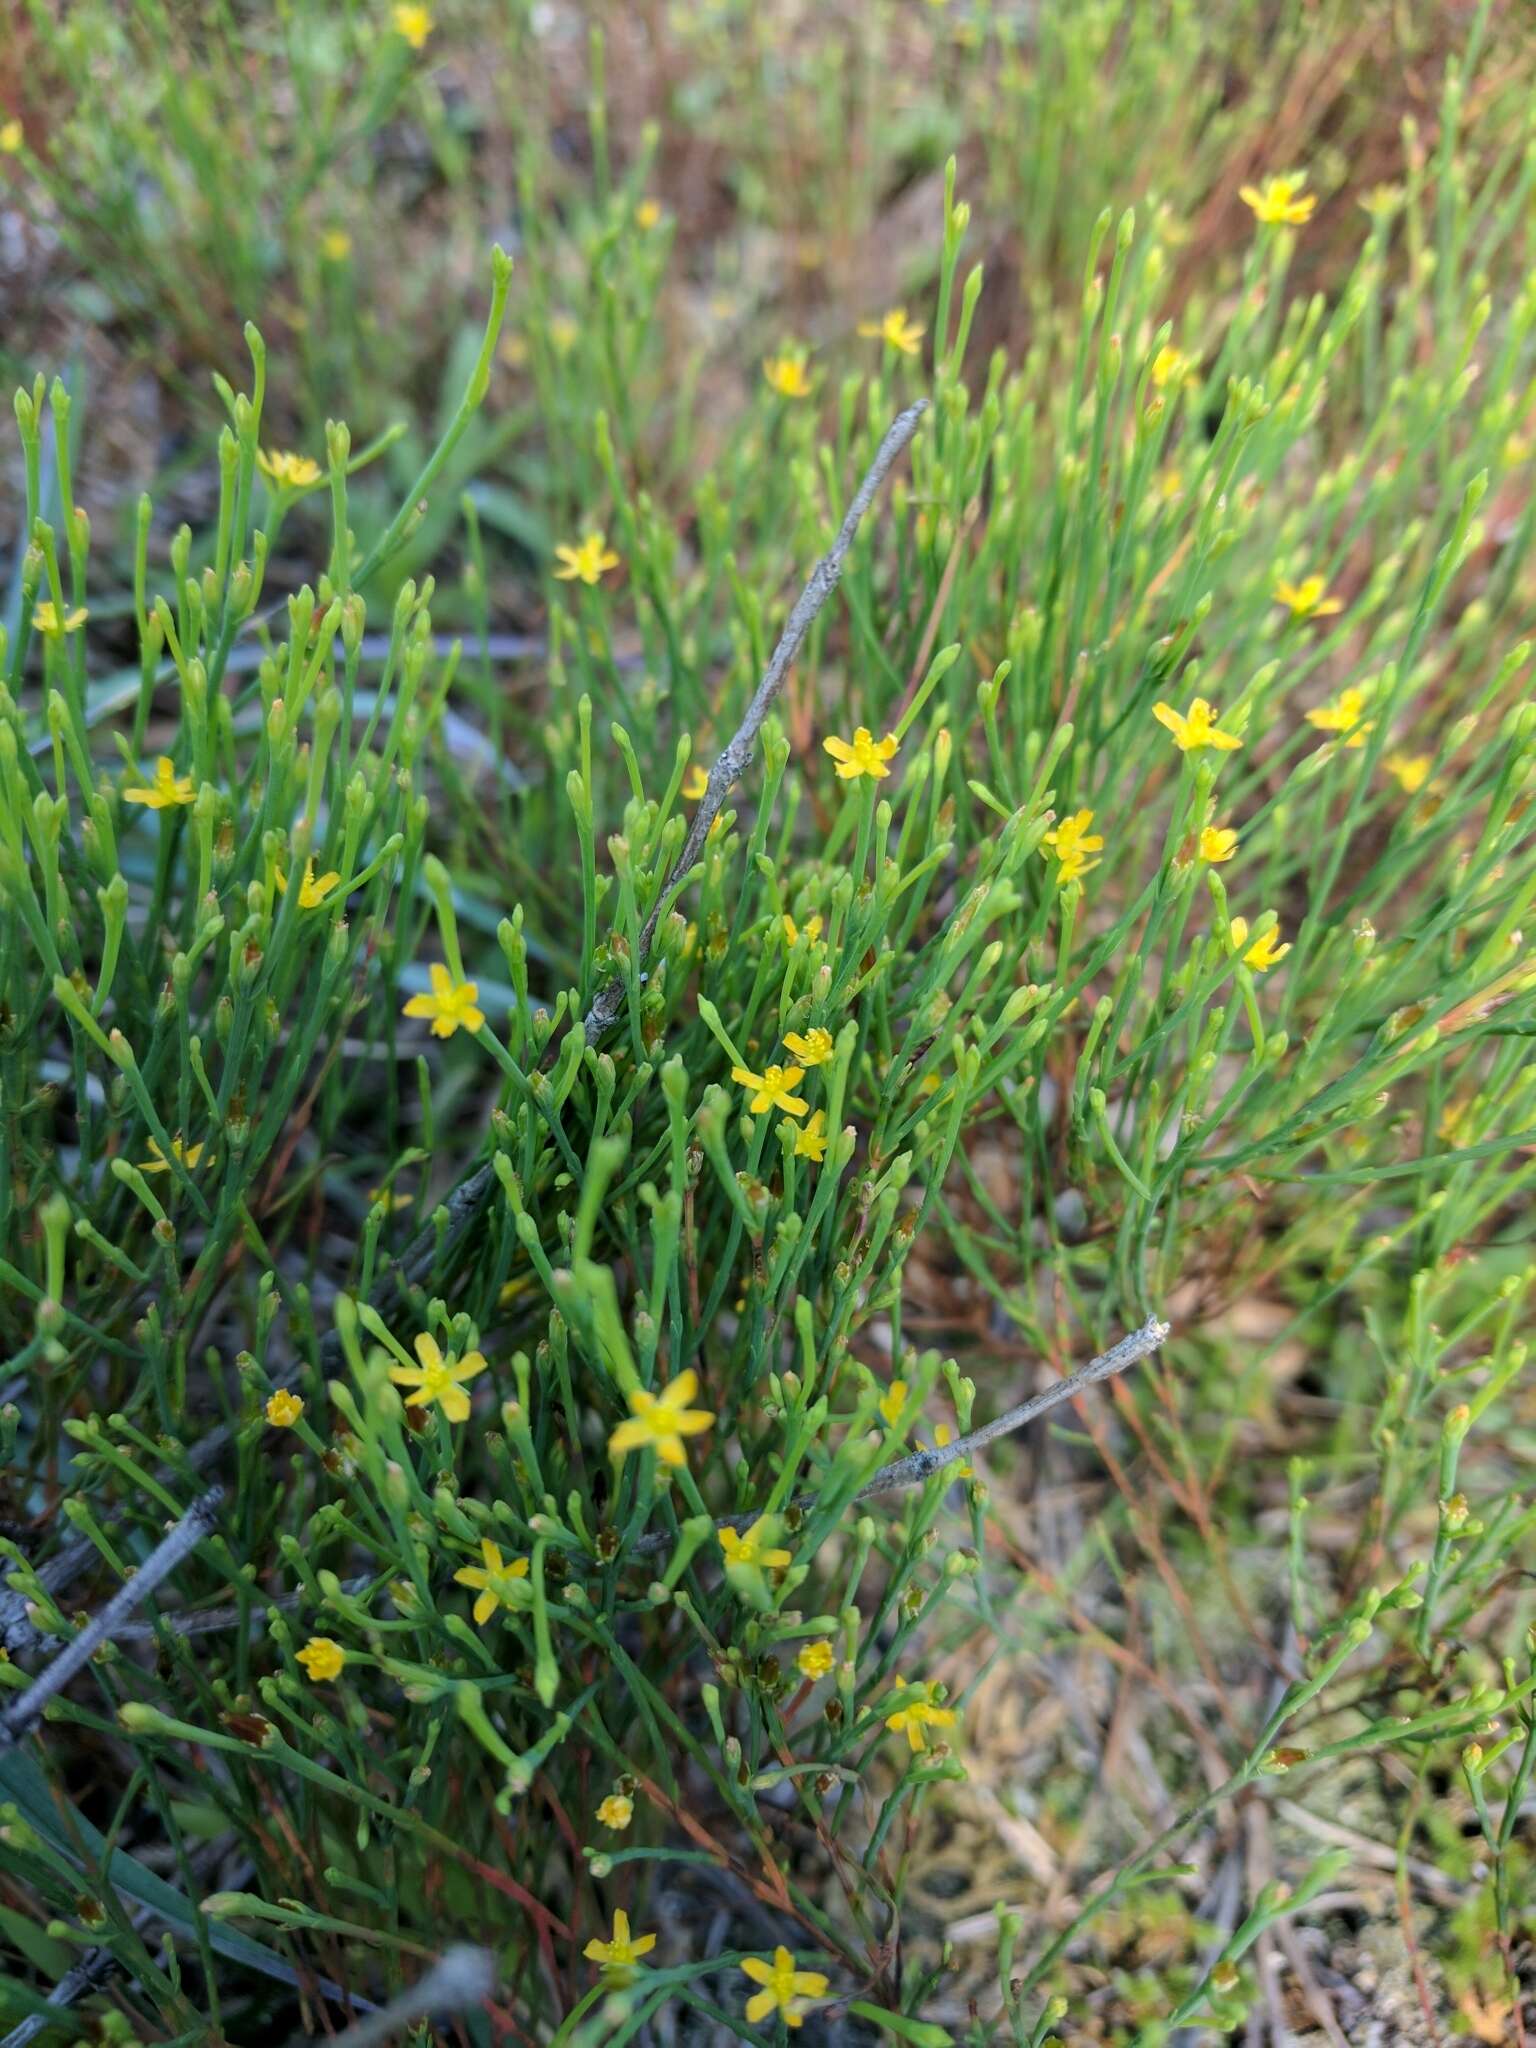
[[308, 1945, 496, 2048]]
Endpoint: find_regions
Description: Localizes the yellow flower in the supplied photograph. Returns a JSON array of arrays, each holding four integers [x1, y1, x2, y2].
[[763, 350, 813, 398], [388, 1331, 487, 1422], [1150, 345, 1191, 389], [123, 755, 196, 809], [929, 1420, 974, 1479], [0, 119, 23, 154], [1359, 184, 1404, 221], [321, 229, 352, 261], [795, 1640, 835, 1681], [794, 1109, 828, 1163], [1306, 686, 1373, 748], [584, 1908, 656, 1975], [596, 1792, 633, 1830], [783, 1027, 833, 1067], [741, 1948, 830, 2029], [682, 762, 710, 800], [403, 962, 485, 1039], [265, 1390, 304, 1427], [858, 307, 925, 356], [274, 857, 342, 908], [1385, 752, 1432, 794], [1199, 824, 1238, 864], [782, 912, 823, 945], [256, 449, 322, 491], [884, 1677, 958, 1752], [1153, 697, 1241, 753], [548, 313, 579, 356], [392, 3, 433, 49], [32, 601, 88, 636], [731, 1063, 809, 1118], [453, 1538, 530, 1625], [1040, 808, 1104, 883], [1228, 917, 1291, 972], [879, 1378, 908, 1428], [1239, 174, 1316, 226], [296, 1636, 346, 1682], [609, 1369, 715, 1468], [718, 1520, 792, 1570], [140, 1135, 207, 1174], [1274, 573, 1343, 620], [553, 532, 621, 585], [823, 727, 898, 780], [635, 198, 662, 230]]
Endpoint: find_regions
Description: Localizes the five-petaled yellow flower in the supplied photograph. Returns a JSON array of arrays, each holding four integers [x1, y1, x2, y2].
[[1154, 697, 1242, 753], [275, 857, 341, 908], [635, 198, 662, 230], [763, 351, 813, 398], [731, 1063, 809, 1118], [265, 1390, 304, 1427], [879, 1378, 908, 1428], [32, 601, 88, 636], [388, 1331, 487, 1422], [682, 762, 709, 800], [0, 119, 23, 154], [584, 1908, 655, 1975], [1150, 346, 1191, 389], [1274, 573, 1343, 620], [824, 727, 898, 780], [297, 1636, 346, 1682], [884, 1677, 958, 1751], [609, 1369, 715, 1467], [553, 532, 621, 585], [719, 1520, 792, 1571], [453, 1538, 530, 1624], [858, 307, 925, 356], [1306, 686, 1373, 748], [1199, 824, 1238, 864], [1385, 752, 1432, 794], [140, 1135, 207, 1174], [741, 1948, 830, 2029], [123, 756, 196, 809], [392, 3, 433, 49], [596, 1792, 633, 1830], [795, 1640, 835, 1681], [321, 229, 352, 262], [1229, 917, 1291, 971], [256, 449, 322, 490], [1240, 174, 1316, 226], [403, 963, 485, 1039], [794, 1109, 828, 1162], [1040, 808, 1103, 883], [783, 1027, 833, 1067], [782, 912, 823, 946]]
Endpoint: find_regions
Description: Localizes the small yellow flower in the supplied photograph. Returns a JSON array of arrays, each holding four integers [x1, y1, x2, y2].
[[256, 449, 322, 491], [1199, 824, 1238, 864], [635, 198, 662, 230], [265, 1390, 304, 1427], [32, 601, 88, 636], [1040, 808, 1104, 884], [731, 1063, 809, 1118], [553, 532, 621, 585], [858, 307, 925, 356], [1154, 697, 1241, 753], [763, 350, 813, 398], [1240, 174, 1316, 226], [884, 1677, 958, 1752], [1150, 345, 1191, 389], [1385, 752, 1432, 795], [783, 1027, 833, 1067], [682, 761, 711, 802], [123, 755, 196, 809], [795, 1640, 835, 1681], [1274, 573, 1343, 620], [823, 726, 898, 780], [453, 1538, 530, 1625], [1359, 184, 1404, 221], [1306, 686, 1373, 748], [140, 1135, 207, 1174], [548, 313, 579, 356], [321, 229, 352, 261], [879, 1379, 908, 1428], [719, 1520, 792, 1571], [609, 1369, 715, 1468], [741, 1948, 831, 2028], [388, 1331, 487, 1422], [0, 119, 23, 154], [274, 857, 342, 908], [794, 1109, 829, 1163], [930, 1420, 974, 1479], [782, 912, 823, 946], [403, 962, 485, 1039], [1228, 917, 1291, 972], [392, 3, 433, 49], [596, 1792, 633, 1830], [296, 1636, 346, 1682], [584, 1908, 655, 1975]]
